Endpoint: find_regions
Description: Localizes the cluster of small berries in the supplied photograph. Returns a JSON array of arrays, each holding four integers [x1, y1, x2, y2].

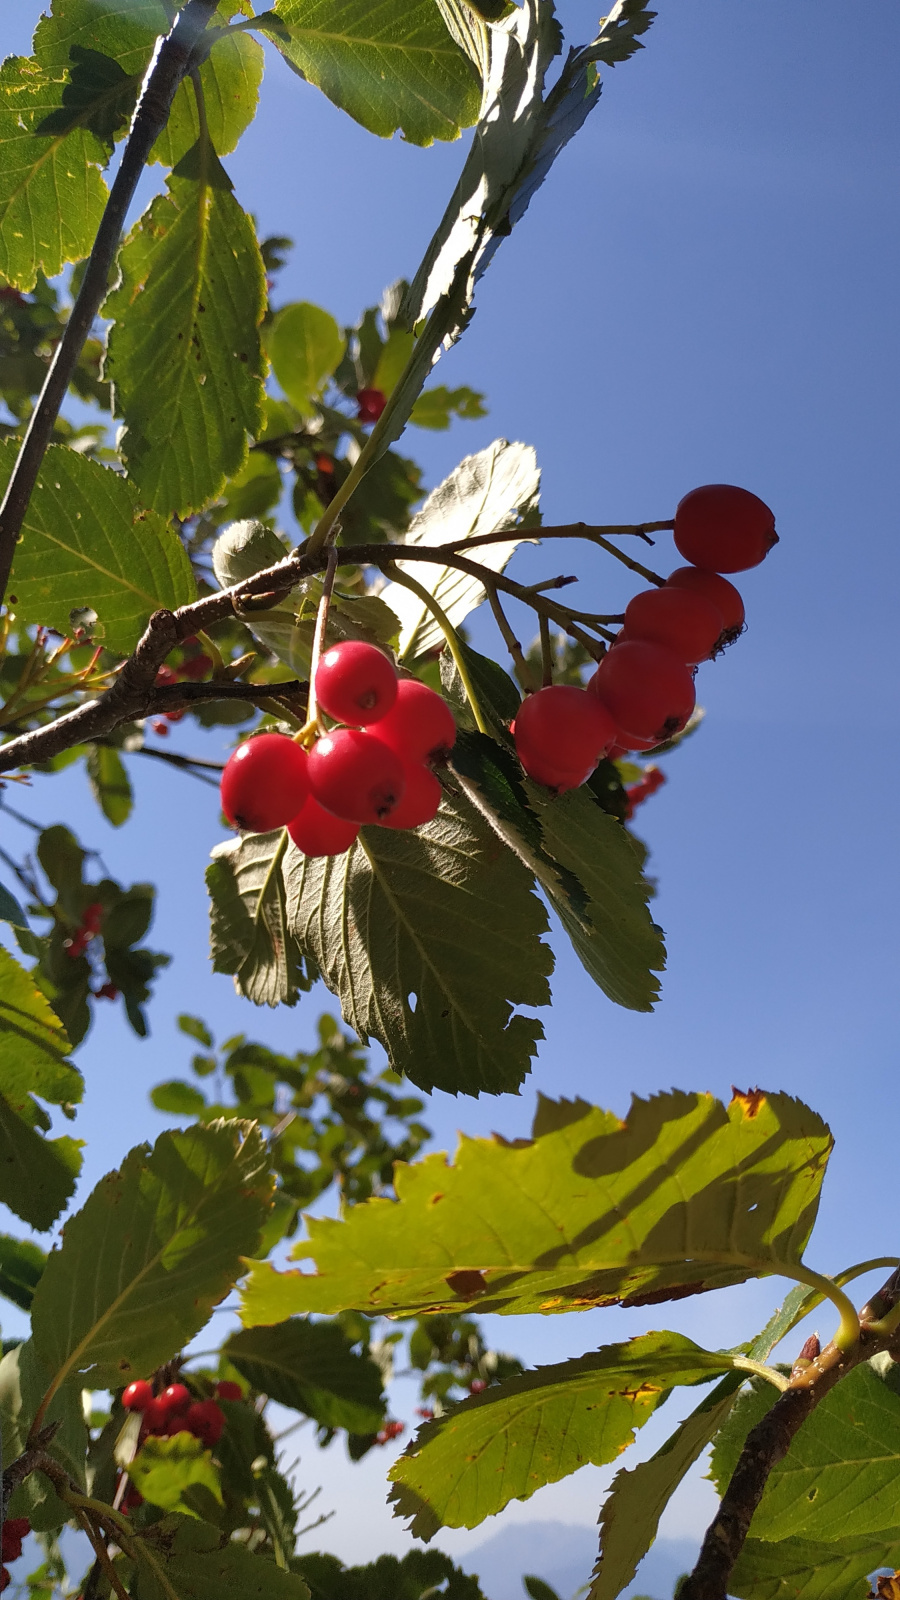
[[123, 1378, 238, 1452], [63, 900, 103, 960], [0, 1518, 30, 1591], [356, 388, 387, 425], [375, 1418, 405, 1446], [221, 642, 457, 858], [513, 484, 776, 790], [151, 645, 214, 736]]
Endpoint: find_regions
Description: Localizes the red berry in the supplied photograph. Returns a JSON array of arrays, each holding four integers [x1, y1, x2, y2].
[[142, 1397, 170, 1434], [220, 733, 310, 833], [516, 753, 594, 792], [0, 1568, 9, 1590], [589, 641, 696, 744], [288, 796, 359, 858], [121, 1484, 144, 1512], [3, 1525, 29, 1544], [469, 1378, 487, 1394], [185, 1399, 225, 1448], [621, 586, 724, 665], [356, 388, 387, 424], [159, 1383, 191, 1415], [154, 664, 179, 687], [375, 760, 442, 829], [315, 640, 397, 726], [608, 733, 658, 758], [177, 653, 212, 680], [315, 453, 334, 475], [513, 685, 617, 780], [215, 1380, 243, 1401], [366, 679, 457, 765], [308, 729, 405, 823], [95, 982, 119, 1000], [166, 1417, 193, 1436], [81, 902, 104, 932], [666, 566, 745, 640], [673, 484, 777, 573], [122, 1380, 153, 1413]]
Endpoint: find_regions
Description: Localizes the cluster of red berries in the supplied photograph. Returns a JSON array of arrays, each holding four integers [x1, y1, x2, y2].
[[356, 388, 387, 424], [0, 1518, 30, 1591], [64, 900, 103, 960], [221, 642, 457, 858], [375, 1419, 405, 1446], [513, 484, 776, 790], [123, 1378, 238, 1449], [152, 645, 213, 736]]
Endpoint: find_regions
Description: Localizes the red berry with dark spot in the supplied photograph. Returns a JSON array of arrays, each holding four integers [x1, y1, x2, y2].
[[513, 685, 617, 784], [288, 796, 359, 858], [123, 1380, 153, 1413], [366, 679, 457, 765], [308, 729, 405, 823], [220, 733, 310, 833], [589, 641, 696, 744], [215, 1380, 243, 1401], [665, 566, 745, 641], [375, 760, 442, 829], [673, 484, 777, 573], [185, 1400, 226, 1448], [315, 640, 397, 726], [621, 585, 724, 665], [356, 388, 387, 424]]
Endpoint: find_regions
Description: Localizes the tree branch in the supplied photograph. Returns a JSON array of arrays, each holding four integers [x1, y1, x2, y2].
[[0, 0, 221, 611]]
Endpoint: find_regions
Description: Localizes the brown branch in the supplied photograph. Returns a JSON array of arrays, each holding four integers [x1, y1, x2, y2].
[[0, 0, 222, 611]]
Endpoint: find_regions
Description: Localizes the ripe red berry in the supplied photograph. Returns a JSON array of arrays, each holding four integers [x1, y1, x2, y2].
[[666, 566, 745, 640], [288, 796, 359, 858], [3, 1524, 29, 1544], [159, 1383, 191, 1416], [621, 585, 724, 665], [215, 1380, 243, 1401], [513, 685, 617, 785], [185, 1399, 226, 1448], [308, 729, 406, 823], [220, 733, 309, 833], [673, 484, 777, 573], [589, 641, 696, 744], [122, 1380, 153, 1413], [165, 1417, 193, 1437], [142, 1397, 170, 1435], [81, 902, 104, 932], [315, 640, 398, 726], [121, 1484, 144, 1512], [366, 679, 457, 765], [356, 388, 387, 424], [376, 760, 442, 829], [0, 1568, 9, 1590], [177, 653, 212, 680]]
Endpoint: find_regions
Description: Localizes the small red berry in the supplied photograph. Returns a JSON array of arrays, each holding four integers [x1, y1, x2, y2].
[[164, 708, 184, 723], [589, 641, 696, 744], [122, 1380, 153, 1413], [159, 1383, 191, 1415], [315, 640, 398, 726], [315, 453, 334, 475], [166, 1416, 193, 1436], [673, 484, 777, 573], [515, 753, 594, 792], [185, 1399, 225, 1448], [81, 902, 104, 932], [624, 765, 666, 820], [375, 760, 442, 829], [469, 1378, 487, 1394], [121, 1484, 144, 1512], [288, 796, 359, 858], [177, 653, 212, 680], [666, 566, 745, 641], [154, 665, 179, 687], [95, 982, 119, 1000], [356, 388, 387, 424], [142, 1397, 170, 1434], [513, 685, 617, 781], [308, 729, 406, 823], [151, 719, 170, 736], [621, 586, 724, 665], [220, 733, 310, 833], [215, 1380, 243, 1401], [366, 679, 457, 765], [0, 1567, 9, 1590], [3, 1524, 29, 1543]]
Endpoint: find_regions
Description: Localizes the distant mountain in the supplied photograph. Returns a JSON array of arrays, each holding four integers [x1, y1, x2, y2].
[[457, 1521, 697, 1600]]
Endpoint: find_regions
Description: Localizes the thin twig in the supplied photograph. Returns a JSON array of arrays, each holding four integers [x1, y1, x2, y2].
[[0, 0, 221, 612], [484, 579, 535, 692], [385, 565, 491, 734], [539, 615, 552, 688], [73, 1507, 131, 1600], [305, 545, 339, 731]]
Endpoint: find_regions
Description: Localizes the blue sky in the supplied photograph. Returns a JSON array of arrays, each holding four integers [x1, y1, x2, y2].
[[2, 0, 900, 1586]]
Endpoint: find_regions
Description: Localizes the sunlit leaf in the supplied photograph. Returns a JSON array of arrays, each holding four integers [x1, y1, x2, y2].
[[129, 1432, 224, 1518], [266, 302, 345, 414], [207, 830, 313, 1007]]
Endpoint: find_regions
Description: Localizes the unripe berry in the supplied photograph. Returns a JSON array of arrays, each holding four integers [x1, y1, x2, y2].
[[665, 566, 745, 641], [220, 734, 309, 833], [367, 679, 457, 765], [621, 585, 724, 665], [185, 1399, 226, 1448], [513, 685, 617, 780], [122, 1380, 153, 1413], [673, 484, 777, 573], [288, 796, 359, 858], [308, 729, 406, 823], [588, 640, 696, 744], [376, 760, 442, 829], [314, 640, 397, 726]]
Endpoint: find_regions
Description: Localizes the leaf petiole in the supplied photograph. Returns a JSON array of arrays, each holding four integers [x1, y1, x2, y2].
[[384, 564, 490, 734]]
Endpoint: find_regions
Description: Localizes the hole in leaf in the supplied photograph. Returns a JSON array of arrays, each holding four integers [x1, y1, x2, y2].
[[407, 992, 418, 1013]]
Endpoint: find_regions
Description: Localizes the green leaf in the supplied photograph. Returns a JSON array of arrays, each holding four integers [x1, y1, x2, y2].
[[409, 383, 487, 430], [129, 1432, 224, 1518], [379, 439, 540, 659], [33, 0, 167, 94], [715, 1357, 900, 1546], [104, 142, 266, 517], [120, 1514, 310, 1600], [152, 28, 265, 166], [178, 1014, 214, 1047], [150, 1080, 208, 1115], [85, 744, 133, 826], [0, 882, 29, 931], [0, 947, 82, 1229], [0, 1095, 82, 1232], [258, 0, 480, 147], [207, 830, 312, 1007], [283, 786, 552, 1095], [2, 442, 196, 654], [0, 55, 109, 290], [388, 1333, 738, 1538], [295, 1546, 486, 1600], [523, 1581, 561, 1600], [266, 301, 345, 414], [729, 1534, 897, 1600], [224, 1317, 386, 1433], [0, 1340, 88, 1530], [0, 1232, 46, 1311], [29, 1121, 273, 1395], [240, 1088, 830, 1323]]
